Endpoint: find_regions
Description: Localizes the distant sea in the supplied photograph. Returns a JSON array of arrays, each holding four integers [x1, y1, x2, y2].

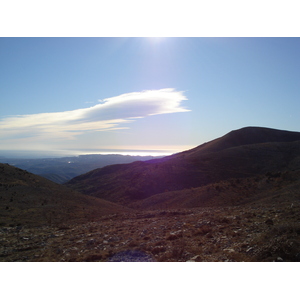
[[74, 149, 175, 157], [0, 149, 174, 159]]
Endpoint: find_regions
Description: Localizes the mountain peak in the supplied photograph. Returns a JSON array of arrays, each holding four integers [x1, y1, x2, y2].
[[224, 126, 300, 147], [66, 126, 300, 206], [183, 126, 300, 157]]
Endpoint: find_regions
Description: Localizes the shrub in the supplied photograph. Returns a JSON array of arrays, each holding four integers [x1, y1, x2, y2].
[[194, 225, 212, 236], [83, 254, 103, 262], [166, 231, 183, 240], [151, 246, 167, 255]]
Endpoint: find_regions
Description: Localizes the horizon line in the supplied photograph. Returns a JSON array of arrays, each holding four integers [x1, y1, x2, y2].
[[0, 149, 185, 159]]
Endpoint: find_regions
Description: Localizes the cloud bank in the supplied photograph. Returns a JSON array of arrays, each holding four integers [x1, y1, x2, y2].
[[0, 88, 190, 146]]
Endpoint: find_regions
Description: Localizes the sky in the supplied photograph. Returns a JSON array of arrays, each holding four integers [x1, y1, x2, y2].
[[1, 37, 300, 157]]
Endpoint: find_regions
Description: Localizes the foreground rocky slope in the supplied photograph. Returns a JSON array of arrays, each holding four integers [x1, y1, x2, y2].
[[1, 192, 299, 262]]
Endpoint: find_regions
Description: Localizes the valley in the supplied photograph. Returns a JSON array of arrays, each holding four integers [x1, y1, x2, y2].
[[0, 154, 162, 184]]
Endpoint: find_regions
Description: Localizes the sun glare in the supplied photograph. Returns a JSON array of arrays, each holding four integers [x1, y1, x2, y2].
[[147, 37, 165, 44]]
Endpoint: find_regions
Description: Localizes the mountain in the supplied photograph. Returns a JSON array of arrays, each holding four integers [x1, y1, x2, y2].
[[176, 126, 300, 156], [0, 154, 164, 184], [2, 127, 300, 262], [0, 163, 132, 227], [65, 127, 300, 207]]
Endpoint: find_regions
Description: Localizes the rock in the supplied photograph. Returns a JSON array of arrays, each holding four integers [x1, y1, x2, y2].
[[186, 255, 200, 262], [224, 248, 235, 253], [107, 236, 120, 242], [277, 257, 283, 262], [86, 239, 96, 246], [265, 219, 274, 226], [191, 255, 200, 260], [108, 250, 156, 262]]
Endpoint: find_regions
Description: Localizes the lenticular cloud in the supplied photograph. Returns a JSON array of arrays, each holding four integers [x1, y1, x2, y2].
[[80, 88, 190, 122], [0, 88, 190, 140]]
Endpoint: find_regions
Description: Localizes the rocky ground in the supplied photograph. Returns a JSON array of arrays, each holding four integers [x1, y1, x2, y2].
[[1, 195, 300, 262]]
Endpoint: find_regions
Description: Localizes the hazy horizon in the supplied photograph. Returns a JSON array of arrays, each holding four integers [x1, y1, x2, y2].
[[0, 148, 178, 159]]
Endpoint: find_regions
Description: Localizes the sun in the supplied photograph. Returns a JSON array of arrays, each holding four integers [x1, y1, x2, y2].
[[147, 37, 166, 44]]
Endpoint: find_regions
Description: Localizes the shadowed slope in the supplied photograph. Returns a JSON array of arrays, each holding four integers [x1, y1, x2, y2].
[[128, 169, 300, 210], [0, 163, 132, 227]]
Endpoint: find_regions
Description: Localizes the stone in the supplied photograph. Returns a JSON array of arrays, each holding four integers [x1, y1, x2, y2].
[[265, 219, 274, 226], [108, 250, 156, 262], [224, 248, 235, 253], [277, 257, 283, 262]]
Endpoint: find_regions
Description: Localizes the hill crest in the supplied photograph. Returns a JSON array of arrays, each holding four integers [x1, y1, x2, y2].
[[174, 126, 300, 157], [65, 127, 300, 207], [0, 163, 132, 227]]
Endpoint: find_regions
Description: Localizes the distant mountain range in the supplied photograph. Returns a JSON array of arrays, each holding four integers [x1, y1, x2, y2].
[[65, 127, 300, 208], [0, 154, 164, 184]]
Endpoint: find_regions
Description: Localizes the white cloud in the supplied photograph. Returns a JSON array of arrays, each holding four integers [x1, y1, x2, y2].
[[0, 88, 190, 146], [77, 88, 189, 122]]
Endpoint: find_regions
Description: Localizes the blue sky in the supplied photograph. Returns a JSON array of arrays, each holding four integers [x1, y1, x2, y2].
[[1, 37, 300, 156]]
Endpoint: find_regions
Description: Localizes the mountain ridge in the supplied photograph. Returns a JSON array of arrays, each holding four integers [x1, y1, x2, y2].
[[65, 127, 300, 207], [171, 126, 300, 157]]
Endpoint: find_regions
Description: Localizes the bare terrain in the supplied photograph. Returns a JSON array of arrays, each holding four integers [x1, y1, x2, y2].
[[1, 194, 300, 262], [1, 127, 300, 262]]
